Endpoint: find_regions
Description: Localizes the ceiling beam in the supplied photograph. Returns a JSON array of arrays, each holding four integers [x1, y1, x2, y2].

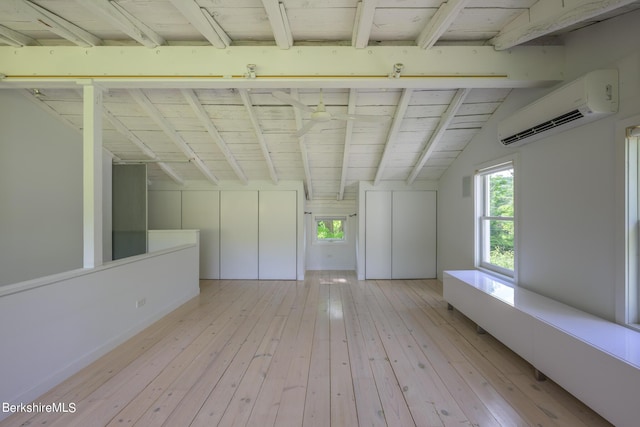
[[129, 89, 219, 185], [102, 108, 184, 185], [11, 0, 101, 47], [373, 88, 413, 186], [239, 89, 279, 184], [76, 0, 165, 48], [0, 45, 565, 90], [338, 89, 357, 200], [416, 0, 469, 49], [352, 1, 377, 49], [491, 0, 637, 50], [261, 0, 293, 49], [181, 89, 248, 185], [291, 89, 313, 200], [406, 88, 469, 185], [168, 0, 230, 48], [0, 24, 38, 47]]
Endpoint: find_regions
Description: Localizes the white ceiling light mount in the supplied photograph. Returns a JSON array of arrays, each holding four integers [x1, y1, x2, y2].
[[389, 63, 404, 79], [245, 64, 257, 79]]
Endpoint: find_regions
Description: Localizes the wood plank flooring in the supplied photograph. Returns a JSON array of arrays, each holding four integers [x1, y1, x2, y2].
[[1, 271, 612, 427]]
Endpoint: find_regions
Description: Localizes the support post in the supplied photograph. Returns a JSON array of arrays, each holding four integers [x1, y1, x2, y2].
[[82, 82, 104, 268]]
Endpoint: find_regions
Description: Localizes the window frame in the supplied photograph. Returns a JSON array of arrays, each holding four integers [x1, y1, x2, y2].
[[623, 122, 640, 329], [314, 216, 347, 243], [475, 158, 517, 281]]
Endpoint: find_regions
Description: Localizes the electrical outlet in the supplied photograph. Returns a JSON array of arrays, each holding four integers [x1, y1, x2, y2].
[[136, 298, 146, 308]]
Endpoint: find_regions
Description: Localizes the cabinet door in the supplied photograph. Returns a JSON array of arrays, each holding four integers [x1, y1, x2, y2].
[[392, 191, 437, 278], [220, 191, 258, 279], [182, 191, 220, 279], [365, 191, 392, 279], [259, 191, 297, 279]]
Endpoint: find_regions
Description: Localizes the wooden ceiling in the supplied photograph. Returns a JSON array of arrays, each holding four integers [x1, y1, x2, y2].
[[1, 0, 639, 200]]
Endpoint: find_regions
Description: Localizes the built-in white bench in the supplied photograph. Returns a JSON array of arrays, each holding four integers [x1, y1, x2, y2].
[[443, 270, 640, 427]]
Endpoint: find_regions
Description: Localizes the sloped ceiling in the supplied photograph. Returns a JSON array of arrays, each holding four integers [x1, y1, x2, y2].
[[1, 0, 639, 200]]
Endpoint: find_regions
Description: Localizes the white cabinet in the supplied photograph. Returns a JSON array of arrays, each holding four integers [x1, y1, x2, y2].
[[182, 191, 220, 279], [259, 191, 297, 280], [220, 191, 259, 279], [392, 191, 436, 278], [365, 191, 392, 279], [364, 190, 436, 279]]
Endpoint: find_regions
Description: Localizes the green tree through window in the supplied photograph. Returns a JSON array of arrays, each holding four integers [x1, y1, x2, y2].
[[316, 218, 345, 241], [477, 162, 515, 276]]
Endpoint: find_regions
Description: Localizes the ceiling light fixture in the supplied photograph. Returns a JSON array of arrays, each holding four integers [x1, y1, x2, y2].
[[389, 63, 404, 79], [245, 64, 257, 79]]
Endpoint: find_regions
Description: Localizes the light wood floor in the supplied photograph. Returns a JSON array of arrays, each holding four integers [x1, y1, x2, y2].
[[2, 271, 611, 427]]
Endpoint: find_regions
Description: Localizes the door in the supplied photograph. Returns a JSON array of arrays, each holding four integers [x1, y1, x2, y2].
[[220, 191, 258, 279], [365, 191, 392, 279], [392, 191, 437, 278], [259, 191, 297, 279]]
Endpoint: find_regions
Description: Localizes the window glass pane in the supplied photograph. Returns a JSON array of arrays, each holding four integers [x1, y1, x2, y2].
[[316, 218, 345, 240], [488, 169, 514, 217], [486, 219, 514, 270]]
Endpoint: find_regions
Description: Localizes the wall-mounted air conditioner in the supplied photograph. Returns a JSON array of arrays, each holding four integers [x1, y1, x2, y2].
[[498, 69, 618, 147]]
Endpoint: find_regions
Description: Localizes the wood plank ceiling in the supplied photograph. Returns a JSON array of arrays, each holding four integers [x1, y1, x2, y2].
[[1, 0, 639, 200]]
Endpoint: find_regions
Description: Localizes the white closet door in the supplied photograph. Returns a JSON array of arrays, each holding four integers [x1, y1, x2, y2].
[[182, 191, 220, 280], [259, 191, 297, 279], [220, 191, 258, 279], [365, 191, 392, 279], [392, 191, 437, 278]]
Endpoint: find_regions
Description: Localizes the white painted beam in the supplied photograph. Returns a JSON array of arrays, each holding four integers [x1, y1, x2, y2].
[[168, 0, 230, 48], [181, 89, 248, 185], [82, 83, 104, 268], [416, 0, 469, 49], [129, 89, 219, 185], [352, 1, 378, 49], [338, 89, 357, 200], [407, 88, 469, 185], [239, 89, 279, 184], [102, 107, 185, 186], [261, 0, 293, 49], [291, 89, 313, 200], [0, 45, 564, 89], [12, 0, 101, 47], [0, 24, 38, 47], [373, 89, 413, 186], [491, 0, 638, 50], [76, 0, 165, 48]]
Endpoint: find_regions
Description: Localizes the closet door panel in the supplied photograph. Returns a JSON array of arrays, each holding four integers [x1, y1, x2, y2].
[[365, 191, 392, 279], [392, 191, 437, 278], [259, 191, 297, 280], [182, 191, 220, 280], [220, 191, 258, 279]]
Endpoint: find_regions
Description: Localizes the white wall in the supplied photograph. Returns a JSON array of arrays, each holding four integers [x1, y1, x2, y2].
[[0, 90, 114, 285], [0, 90, 83, 285], [437, 9, 640, 321], [0, 244, 199, 419], [305, 199, 357, 271]]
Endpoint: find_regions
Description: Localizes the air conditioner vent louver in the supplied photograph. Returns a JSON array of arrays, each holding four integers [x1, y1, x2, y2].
[[497, 69, 618, 147], [500, 110, 584, 146]]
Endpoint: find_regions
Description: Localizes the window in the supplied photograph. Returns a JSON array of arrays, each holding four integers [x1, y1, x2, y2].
[[315, 217, 346, 242], [476, 161, 515, 278], [625, 124, 640, 328]]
